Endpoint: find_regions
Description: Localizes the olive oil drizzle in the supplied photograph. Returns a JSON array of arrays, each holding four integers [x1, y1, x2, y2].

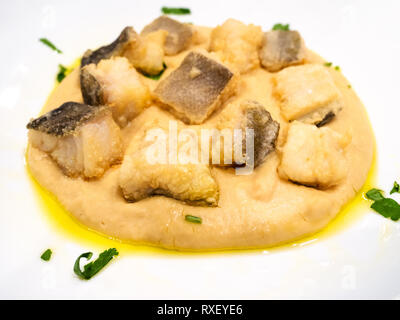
[[26, 59, 378, 257], [26, 148, 377, 257]]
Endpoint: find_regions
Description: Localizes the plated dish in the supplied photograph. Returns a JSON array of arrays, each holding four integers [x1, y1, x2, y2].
[[26, 15, 374, 250]]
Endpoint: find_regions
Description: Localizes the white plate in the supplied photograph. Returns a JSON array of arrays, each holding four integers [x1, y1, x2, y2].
[[1, 0, 400, 299]]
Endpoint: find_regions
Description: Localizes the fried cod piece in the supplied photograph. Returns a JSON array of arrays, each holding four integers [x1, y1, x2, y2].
[[81, 26, 166, 76], [27, 102, 123, 178], [81, 27, 138, 67], [119, 130, 219, 207], [278, 121, 349, 189], [154, 51, 236, 124], [273, 64, 343, 126], [209, 19, 263, 73], [81, 57, 151, 127], [141, 16, 193, 55], [259, 30, 306, 72], [216, 100, 280, 168], [124, 29, 167, 75]]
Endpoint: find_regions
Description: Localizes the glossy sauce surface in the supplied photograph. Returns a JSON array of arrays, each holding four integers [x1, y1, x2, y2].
[[27, 150, 376, 256]]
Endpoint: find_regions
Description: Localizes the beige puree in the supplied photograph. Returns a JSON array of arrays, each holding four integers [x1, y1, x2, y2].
[[27, 26, 374, 250]]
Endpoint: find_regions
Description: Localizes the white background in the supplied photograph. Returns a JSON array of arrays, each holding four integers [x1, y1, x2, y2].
[[1, 0, 400, 299]]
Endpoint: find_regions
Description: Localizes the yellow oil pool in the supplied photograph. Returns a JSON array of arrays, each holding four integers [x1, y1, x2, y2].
[[26, 150, 377, 257]]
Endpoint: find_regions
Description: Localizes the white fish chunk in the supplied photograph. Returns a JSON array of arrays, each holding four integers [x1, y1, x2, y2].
[[124, 29, 167, 75], [273, 64, 343, 126], [209, 19, 263, 74], [154, 51, 236, 124], [119, 136, 219, 207], [81, 57, 151, 127], [81, 26, 138, 67], [278, 121, 349, 188], [216, 100, 280, 168], [259, 30, 306, 72], [27, 102, 123, 178], [141, 16, 193, 55]]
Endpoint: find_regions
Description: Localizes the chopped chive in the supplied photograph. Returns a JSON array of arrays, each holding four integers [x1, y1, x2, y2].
[[161, 7, 191, 15], [40, 249, 52, 261], [74, 248, 119, 280], [185, 215, 202, 224], [324, 62, 340, 71], [140, 62, 167, 80], [39, 38, 62, 54], [272, 23, 290, 31]]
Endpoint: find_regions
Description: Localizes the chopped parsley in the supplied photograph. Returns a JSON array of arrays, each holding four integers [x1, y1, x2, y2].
[[40, 249, 52, 261], [140, 63, 167, 80], [334, 65, 341, 71], [347, 84, 352, 89], [272, 23, 290, 31], [390, 181, 400, 195], [56, 64, 68, 83], [39, 38, 62, 54], [185, 215, 202, 224], [366, 188, 400, 221], [366, 188, 385, 201], [73, 248, 119, 280], [161, 7, 191, 15], [371, 198, 400, 221]]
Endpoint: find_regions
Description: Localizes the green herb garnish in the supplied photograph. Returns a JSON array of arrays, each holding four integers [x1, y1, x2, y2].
[[39, 38, 62, 54], [56, 64, 68, 83], [347, 84, 352, 89], [323, 62, 340, 70], [272, 23, 290, 31], [185, 215, 202, 224], [390, 181, 400, 195], [366, 188, 400, 221], [140, 63, 167, 80], [371, 199, 400, 221], [161, 7, 191, 15], [74, 248, 119, 280], [366, 188, 385, 201], [40, 249, 52, 261]]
